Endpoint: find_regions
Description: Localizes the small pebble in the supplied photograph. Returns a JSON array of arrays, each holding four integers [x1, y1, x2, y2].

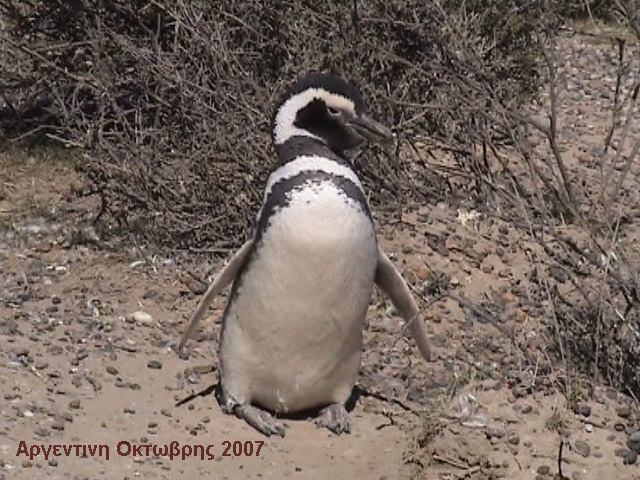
[[507, 434, 520, 446], [576, 403, 591, 417], [624, 449, 638, 465], [147, 360, 162, 370], [615, 447, 627, 458], [536, 465, 550, 475], [485, 426, 505, 439], [143, 289, 159, 300], [51, 419, 65, 431], [574, 439, 591, 457], [617, 405, 631, 418], [131, 311, 153, 324]]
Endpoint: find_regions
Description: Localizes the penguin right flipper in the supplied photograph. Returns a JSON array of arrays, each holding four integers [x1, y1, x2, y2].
[[178, 239, 254, 353], [374, 246, 433, 363]]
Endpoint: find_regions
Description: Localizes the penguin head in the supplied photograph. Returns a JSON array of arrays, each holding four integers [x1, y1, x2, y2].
[[272, 72, 394, 156]]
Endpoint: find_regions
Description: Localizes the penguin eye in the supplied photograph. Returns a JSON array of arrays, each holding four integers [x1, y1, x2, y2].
[[327, 106, 341, 117]]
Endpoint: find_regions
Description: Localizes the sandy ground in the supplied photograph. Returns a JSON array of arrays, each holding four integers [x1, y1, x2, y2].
[[2, 27, 640, 480]]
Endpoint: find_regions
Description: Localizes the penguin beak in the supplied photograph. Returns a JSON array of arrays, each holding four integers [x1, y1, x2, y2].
[[348, 114, 395, 146]]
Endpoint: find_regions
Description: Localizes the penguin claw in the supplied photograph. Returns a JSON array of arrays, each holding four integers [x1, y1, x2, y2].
[[235, 405, 286, 437], [315, 404, 351, 435]]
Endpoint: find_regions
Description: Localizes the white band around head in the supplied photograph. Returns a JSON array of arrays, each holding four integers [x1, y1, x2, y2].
[[273, 88, 356, 145]]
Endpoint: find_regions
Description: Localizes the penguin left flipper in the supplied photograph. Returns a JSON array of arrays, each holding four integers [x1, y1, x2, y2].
[[178, 239, 254, 352], [374, 246, 433, 363]]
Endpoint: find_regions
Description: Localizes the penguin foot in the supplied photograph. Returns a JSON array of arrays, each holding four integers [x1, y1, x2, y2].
[[314, 403, 351, 434], [235, 405, 287, 437]]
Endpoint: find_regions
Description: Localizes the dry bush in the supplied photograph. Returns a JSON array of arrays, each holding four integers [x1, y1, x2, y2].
[[471, 0, 640, 398], [0, 0, 553, 249]]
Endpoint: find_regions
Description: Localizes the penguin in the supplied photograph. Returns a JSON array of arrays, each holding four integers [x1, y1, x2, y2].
[[179, 72, 432, 437]]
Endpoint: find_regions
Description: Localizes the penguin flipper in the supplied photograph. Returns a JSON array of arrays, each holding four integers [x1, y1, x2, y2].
[[374, 246, 433, 363], [178, 239, 254, 352]]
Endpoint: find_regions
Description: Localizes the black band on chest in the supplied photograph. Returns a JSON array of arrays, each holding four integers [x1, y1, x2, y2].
[[255, 170, 372, 243]]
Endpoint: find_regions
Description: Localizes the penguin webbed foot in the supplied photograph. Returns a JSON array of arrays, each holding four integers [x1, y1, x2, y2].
[[235, 404, 287, 437], [314, 403, 351, 435]]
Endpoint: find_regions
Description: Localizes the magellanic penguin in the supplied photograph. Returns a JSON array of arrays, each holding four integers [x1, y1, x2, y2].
[[179, 72, 432, 437]]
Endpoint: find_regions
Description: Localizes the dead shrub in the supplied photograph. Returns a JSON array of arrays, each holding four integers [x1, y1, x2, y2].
[[0, 0, 554, 248]]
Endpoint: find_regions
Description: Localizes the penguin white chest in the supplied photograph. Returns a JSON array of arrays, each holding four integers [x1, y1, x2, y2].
[[219, 180, 378, 412]]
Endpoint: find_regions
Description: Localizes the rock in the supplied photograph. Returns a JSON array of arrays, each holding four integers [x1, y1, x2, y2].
[[14, 347, 29, 357], [615, 423, 625, 432], [629, 431, 640, 443], [507, 434, 520, 446], [106, 365, 118, 375], [131, 311, 153, 324], [574, 440, 591, 457], [51, 419, 65, 431], [143, 289, 159, 300], [617, 405, 631, 418], [624, 449, 638, 465], [68, 399, 81, 410], [485, 426, 505, 439], [147, 360, 162, 370], [576, 403, 591, 417], [35, 360, 49, 370], [34, 426, 50, 437], [536, 465, 550, 475], [627, 438, 640, 453], [549, 266, 568, 283], [481, 263, 494, 274], [512, 386, 528, 398]]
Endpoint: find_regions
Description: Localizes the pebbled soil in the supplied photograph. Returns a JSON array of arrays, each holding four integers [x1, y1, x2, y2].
[[2, 26, 640, 480]]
